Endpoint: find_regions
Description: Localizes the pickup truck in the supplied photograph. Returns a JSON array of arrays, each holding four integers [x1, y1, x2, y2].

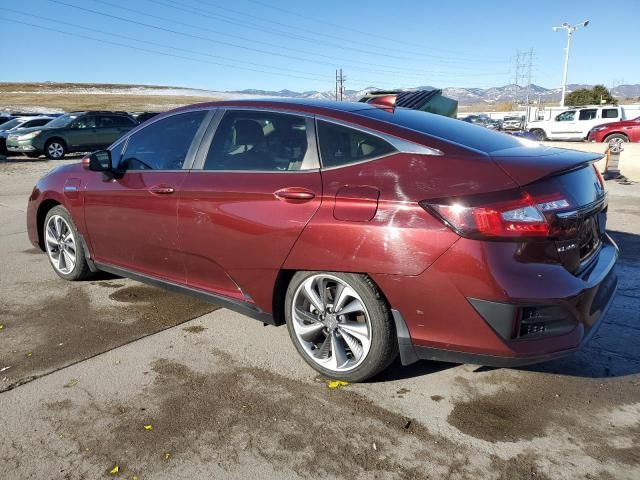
[[527, 106, 624, 141]]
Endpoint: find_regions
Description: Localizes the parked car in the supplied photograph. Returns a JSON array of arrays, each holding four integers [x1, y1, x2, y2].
[[0, 116, 54, 155], [27, 100, 618, 382], [461, 115, 502, 130], [587, 116, 640, 146], [131, 112, 160, 124], [6, 111, 137, 159], [502, 115, 525, 131], [527, 105, 624, 141]]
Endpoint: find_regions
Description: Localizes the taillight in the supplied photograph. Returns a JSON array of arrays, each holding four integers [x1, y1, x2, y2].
[[421, 191, 571, 240]]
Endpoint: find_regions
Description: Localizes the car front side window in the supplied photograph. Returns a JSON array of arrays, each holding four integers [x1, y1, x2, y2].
[[71, 116, 97, 129], [119, 110, 207, 171], [555, 111, 576, 122]]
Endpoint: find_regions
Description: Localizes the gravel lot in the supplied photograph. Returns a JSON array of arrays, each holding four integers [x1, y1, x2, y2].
[[0, 153, 638, 479]]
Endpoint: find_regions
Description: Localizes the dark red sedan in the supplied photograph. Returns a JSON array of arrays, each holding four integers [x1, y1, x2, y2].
[[587, 116, 640, 146], [27, 100, 618, 382]]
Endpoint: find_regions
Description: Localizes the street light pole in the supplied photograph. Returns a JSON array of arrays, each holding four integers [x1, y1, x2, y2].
[[553, 20, 589, 107]]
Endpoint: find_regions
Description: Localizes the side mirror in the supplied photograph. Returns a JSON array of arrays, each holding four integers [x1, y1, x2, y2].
[[88, 150, 112, 172]]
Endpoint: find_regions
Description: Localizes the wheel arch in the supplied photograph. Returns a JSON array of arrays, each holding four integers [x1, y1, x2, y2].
[[271, 268, 396, 328], [45, 136, 68, 150], [603, 131, 629, 141], [36, 199, 62, 250]]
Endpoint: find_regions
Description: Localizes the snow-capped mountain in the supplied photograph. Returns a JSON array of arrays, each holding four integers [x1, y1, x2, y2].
[[230, 84, 640, 105]]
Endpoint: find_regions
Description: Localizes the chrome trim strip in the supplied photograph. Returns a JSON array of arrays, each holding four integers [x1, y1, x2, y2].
[[556, 195, 607, 219]]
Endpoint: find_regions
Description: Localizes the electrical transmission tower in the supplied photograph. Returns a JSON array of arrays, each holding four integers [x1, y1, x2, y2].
[[335, 69, 346, 101], [512, 49, 535, 105]]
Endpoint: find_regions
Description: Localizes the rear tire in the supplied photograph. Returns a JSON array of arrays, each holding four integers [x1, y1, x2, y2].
[[43, 205, 92, 281], [285, 271, 397, 382], [604, 133, 628, 147], [45, 139, 66, 160], [530, 129, 547, 141]]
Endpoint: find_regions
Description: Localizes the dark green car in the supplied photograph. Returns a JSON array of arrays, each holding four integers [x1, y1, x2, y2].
[[6, 111, 137, 159]]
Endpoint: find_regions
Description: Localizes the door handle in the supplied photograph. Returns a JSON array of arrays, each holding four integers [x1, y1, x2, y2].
[[149, 184, 175, 195], [274, 187, 316, 202]]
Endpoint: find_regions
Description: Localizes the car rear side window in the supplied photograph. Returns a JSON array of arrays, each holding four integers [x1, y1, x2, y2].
[[119, 111, 207, 171], [602, 108, 619, 119], [317, 120, 395, 168], [98, 115, 135, 128], [579, 109, 597, 120], [204, 110, 311, 171]]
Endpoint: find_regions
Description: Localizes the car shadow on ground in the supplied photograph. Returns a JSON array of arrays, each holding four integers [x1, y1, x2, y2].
[[378, 230, 640, 382]]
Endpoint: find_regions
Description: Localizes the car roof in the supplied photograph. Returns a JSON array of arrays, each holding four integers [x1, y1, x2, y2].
[[176, 98, 383, 116]]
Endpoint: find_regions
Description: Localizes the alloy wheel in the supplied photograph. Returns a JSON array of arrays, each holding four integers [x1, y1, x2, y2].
[[608, 136, 626, 148], [291, 274, 372, 373], [47, 142, 64, 159], [45, 215, 77, 274]]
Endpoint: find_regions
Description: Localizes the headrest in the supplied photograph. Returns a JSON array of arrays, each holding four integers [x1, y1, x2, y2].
[[234, 119, 264, 146]]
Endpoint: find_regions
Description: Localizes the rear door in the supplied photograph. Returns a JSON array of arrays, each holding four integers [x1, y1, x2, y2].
[[178, 109, 322, 307], [83, 110, 211, 283], [67, 115, 99, 150], [97, 114, 137, 147], [576, 108, 598, 137]]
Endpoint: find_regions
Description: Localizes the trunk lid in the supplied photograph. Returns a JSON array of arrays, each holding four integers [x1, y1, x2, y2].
[[524, 163, 607, 273], [490, 145, 603, 186]]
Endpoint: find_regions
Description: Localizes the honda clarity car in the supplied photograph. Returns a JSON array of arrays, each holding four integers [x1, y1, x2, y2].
[[587, 116, 640, 146], [27, 99, 618, 382]]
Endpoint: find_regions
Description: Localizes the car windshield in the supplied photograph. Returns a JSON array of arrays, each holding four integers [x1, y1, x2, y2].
[[355, 107, 528, 154], [0, 119, 22, 131], [45, 114, 78, 128]]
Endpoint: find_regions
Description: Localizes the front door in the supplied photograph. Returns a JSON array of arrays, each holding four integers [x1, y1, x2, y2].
[[178, 109, 322, 308], [83, 110, 210, 283]]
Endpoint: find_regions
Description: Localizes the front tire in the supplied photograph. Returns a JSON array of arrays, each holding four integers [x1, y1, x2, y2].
[[45, 139, 66, 160], [604, 133, 628, 148], [530, 129, 547, 141], [44, 206, 92, 281], [285, 271, 397, 382]]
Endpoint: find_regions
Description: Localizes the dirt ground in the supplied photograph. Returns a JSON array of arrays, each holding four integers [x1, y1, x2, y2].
[[0, 153, 638, 479]]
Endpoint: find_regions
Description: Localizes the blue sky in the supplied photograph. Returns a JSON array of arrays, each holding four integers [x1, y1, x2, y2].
[[1, 0, 638, 92]]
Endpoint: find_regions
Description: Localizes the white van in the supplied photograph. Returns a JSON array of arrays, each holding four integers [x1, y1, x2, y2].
[[527, 106, 624, 141]]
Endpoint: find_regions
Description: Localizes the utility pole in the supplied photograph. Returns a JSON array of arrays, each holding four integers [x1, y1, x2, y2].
[[553, 20, 590, 107], [513, 50, 521, 105], [335, 68, 346, 101]]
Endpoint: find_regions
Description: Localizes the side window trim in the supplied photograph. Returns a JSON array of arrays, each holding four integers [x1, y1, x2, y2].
[[191, 107, 321, 172], [116, 109, 213, 172], [314, 116, 441, 170]]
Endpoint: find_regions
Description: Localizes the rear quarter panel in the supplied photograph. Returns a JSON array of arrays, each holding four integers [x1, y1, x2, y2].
[[284, 152, 518, 276]]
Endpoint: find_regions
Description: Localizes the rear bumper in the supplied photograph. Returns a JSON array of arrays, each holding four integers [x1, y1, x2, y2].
[[376, 234, 619, 367]]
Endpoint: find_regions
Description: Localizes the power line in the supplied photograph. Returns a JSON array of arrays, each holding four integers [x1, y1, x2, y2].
[[244, 0, 508, 62], [0, 7, 334, 81], [0, 16, 338, 84], [54, 0, 509, 83], [89, 0, 441, 78], [174, 0, 509, 65]]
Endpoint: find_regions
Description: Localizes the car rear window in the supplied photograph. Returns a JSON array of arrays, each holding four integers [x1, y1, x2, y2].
[[354, 107, 527, 154], [602, 108, 619, 119]]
